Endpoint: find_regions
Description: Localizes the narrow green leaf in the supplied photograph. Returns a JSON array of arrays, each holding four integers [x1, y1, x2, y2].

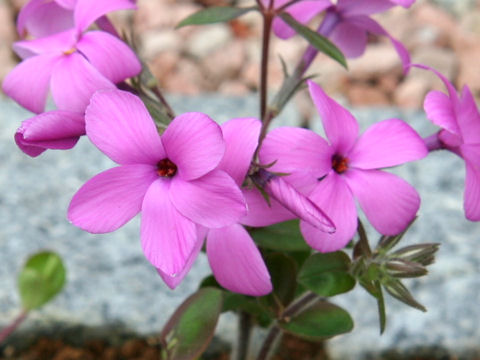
[[250, 220, 310, 251], [279, 13, 347, 68], [161, 288, 223, 360], [383, 278, 426, 312], [18, 251, 66, 310], [359, 280, 386, 333], [298, 252, 355, 297], [279, 302, 353, 340], [176, 6, 257, 28]]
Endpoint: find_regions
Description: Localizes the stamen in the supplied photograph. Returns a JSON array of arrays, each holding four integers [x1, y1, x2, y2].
[[332, 154, 349, 174], [156, 158, 177, 177], [63, 48, 76, 55]]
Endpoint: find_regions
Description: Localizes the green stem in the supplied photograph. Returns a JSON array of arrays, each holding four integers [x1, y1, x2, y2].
[[256, 292, 320, 360]]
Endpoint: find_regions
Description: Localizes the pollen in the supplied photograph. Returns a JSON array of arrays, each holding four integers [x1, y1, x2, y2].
[[156, 158, 177, 177], [332, 154, 349, 174], [63, 48, 77, 55]]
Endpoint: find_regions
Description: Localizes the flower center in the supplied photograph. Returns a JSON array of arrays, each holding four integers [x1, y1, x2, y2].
[[156, 158, 177, 177], [332, 154, 349, 174]]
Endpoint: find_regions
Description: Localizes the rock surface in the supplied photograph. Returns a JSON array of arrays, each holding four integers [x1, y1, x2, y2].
[[1, 96, 480, 359]]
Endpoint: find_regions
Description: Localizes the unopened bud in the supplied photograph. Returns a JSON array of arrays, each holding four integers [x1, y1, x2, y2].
[[251, 169, 335, 233]]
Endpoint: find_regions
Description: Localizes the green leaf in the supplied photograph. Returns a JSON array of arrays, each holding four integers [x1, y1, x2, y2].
[[360, 280, 387, 333], [250, 220, 310, 251], [298, 252, 355, 297], [161, 288, 223, 360], [279, 301, 353, 340], [279, 12, 347, 68], [176, 6, 257, 28], [18, 251, 66, 310]]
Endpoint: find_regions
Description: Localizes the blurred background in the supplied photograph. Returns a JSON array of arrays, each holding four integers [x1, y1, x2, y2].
[[1, 0, 479, 121]]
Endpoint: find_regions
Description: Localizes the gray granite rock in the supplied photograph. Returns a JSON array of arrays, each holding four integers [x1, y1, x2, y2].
[[1, 96, 480, 359]]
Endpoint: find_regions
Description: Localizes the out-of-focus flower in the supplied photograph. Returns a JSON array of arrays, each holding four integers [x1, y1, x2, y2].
[[417, 64, 480, 221], [273, 0, 413, 71], [261, 80, 427, 252], [3, 0, 139, 114], [68, 89, 246, 286]]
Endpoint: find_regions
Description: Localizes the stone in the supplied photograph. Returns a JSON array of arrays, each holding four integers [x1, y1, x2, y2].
[[346, 83, 391, 106], [393, 76, 430, 109], [1, 98, 480, 359], [186, 25, 232, 59]]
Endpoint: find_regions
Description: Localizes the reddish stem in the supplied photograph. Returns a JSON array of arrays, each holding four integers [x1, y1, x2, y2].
[[0, 310, 28, 344]]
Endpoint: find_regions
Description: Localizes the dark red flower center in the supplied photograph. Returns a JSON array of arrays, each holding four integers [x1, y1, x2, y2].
[[332, 154, 349, 174], [156, 158, 177, 177]]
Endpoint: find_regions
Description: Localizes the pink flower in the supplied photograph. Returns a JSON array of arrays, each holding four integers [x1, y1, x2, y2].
[[206, 118, 273, 295], [260, 81, 427, 252], [14, 110, 85, 157], [17, 0, 134, 39], [418, 64, 480, 221], [2, 0, 139, 114], [273, 0, 412, 71], [68, 89, 247, 283]]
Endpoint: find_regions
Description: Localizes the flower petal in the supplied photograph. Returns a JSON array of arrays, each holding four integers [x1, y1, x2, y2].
[[56, 0, 76, 9], [272, 0, 331, 39], [240, 188, 295, 227], [308, 80, 359, 154], [17, 0, 74, 38], [349, 15, 410, 72], [461, 144, 480, 221], [458, 86, 480, 144], [77, 31, 141, 84], [68, 164, 157, 233], [170, 170, 247, 228], [2, 54, 59, 114], [157, 231, 205, 289], [13, 29, 77, 59], [140, 179, 198, 274], [207, 224, 272, 296], [219, 117, 261, 186], [344, 169, 420, 235], [337, 0, 395, 16], [260, 126, 333, 179], [74, 0, 136, 32], [349, 119, 427, 169], [259, 171, 335, 233], [162, 112, 225, 180], [329, 21, 368, 58], [464, 160, 480, 221], [86, 89, 165, 165], [15, 110, 85, 157], [300, 172, 357, 252], [424, 90, 460, 135], [50, 52, 115, 113]]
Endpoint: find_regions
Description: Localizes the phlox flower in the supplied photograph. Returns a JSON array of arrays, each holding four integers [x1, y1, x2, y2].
[[273, 0, 413, 71], [14, 110, 85, 157], [260, 80, 427, 252], [17, 0, 134, 39], [418, 64, 480, 220], [2, 0, 139, 114], [68, 89, 247, 284]]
